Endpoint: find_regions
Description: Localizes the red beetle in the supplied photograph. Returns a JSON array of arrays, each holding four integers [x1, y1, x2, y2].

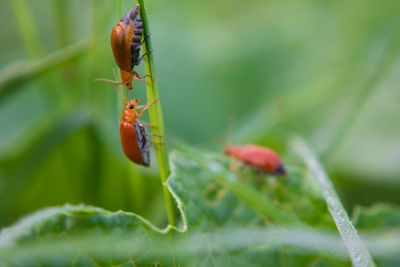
[[96, 4, 151, 89], [215, 139, 287, 176], [120, 97, 160, 166]]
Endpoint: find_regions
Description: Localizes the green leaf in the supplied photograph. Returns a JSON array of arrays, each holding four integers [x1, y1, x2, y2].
[[4, 146, 400, 265], [0, 204, 178, 266], [0, 39, 89, 97], [353, 203, 400, 231], [0, 203, 350, 266], [168, 147, 332, 229], [0, 146, 348, 266], [168, 149, 301, 228]]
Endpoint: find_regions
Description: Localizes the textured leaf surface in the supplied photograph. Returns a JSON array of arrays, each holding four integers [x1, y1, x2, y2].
[[1, 147, 400, 266], [166, 148, 342, 266], [0, 147, 345, 266], [0, 204, 177, 266], [5, 146, 400, 266]]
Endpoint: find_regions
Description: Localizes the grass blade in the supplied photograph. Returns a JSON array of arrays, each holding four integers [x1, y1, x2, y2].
[[137, 0, 176, 226], [292, 137, 376, 267], [8, 0, 44, 58], [0, 39, 89, 96]]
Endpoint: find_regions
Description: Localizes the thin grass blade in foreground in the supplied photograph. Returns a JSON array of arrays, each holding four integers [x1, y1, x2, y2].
[[292, 137, 376, 267], [0, 39, 89, 94], [137, 0, 176, 227], [8, 0, 44, 58]]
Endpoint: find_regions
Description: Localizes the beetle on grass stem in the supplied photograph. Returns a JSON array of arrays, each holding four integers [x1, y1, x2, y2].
[[120, 96, 163, 166], [95, 4, 152, 89]]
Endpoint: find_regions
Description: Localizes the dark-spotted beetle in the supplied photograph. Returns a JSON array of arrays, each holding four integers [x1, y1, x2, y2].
[[120, 98, 160, 166]]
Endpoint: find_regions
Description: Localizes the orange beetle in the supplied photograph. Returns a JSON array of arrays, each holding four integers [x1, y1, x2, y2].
[[225, 144, 287, 176], [215, 139, 287, 176], [96, 4, 151, 89], [120, 97, 160, 166]]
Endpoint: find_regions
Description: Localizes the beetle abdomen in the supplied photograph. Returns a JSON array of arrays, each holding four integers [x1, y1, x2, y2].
[[134, 123, 150, 166], [120, 121, 149, 166], [119, 4, 144, 69], [111, 5, 144, 73]]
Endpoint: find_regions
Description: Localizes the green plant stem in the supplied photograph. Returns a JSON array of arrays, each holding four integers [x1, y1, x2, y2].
[[292, 137, 376, 267], [53, 0, 70, 47], [137, 0, 176, 227], [117, 0, 122, 19], [8, 0, 44, 58], [321, 21, 400, 157], [0, 39, 88, 95]]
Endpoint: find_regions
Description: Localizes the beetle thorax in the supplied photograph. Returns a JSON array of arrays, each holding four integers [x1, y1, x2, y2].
[[225, 145, 242, 158], [122, 105, 138, 123]]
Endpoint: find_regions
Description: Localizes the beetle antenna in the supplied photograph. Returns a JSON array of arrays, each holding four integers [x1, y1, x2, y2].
[[112, 69, 129, 103], [93, 78, 124, 85], [212, 136, 227, 149], [227, 117, 235, 145]]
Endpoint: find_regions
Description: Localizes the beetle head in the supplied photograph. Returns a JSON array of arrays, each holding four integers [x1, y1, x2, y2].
[[127, 98, 139, 110], [120, 71, 133, 89]]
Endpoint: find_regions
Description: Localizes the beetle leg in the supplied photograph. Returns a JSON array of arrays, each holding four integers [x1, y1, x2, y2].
[[132, 74, 153, 81], [131, 70, 153, 82], [137, 122, 163, 138], [152, 142, 164, 146], [140, 33, 151, 45], [136, 120, 160, 129], [256, 173, 265, 185], [136, 109, 144, 119], [143, 140, 164, 153], [149, 141, 165, 146], [136, 120, 163, 133], [228, 160, 240, 172], [148, 133, 163, 138], [135, 98, 159, 119], [136, 98, 159, 111], [137, 49, 153, 64], [228, 160, 246, 180], [136, 120, 152, 127]]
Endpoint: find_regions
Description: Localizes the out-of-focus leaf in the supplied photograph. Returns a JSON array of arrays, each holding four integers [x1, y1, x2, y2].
[[0, 202, 351, 266], [353, 204, 400, 266], [0, 204, 177, 266], [2, 203, 400, 266], [353, 203, 400, 232], [0, 146, 348, 266], [0, 110, 93, 222], [0, 39, 89, 96]]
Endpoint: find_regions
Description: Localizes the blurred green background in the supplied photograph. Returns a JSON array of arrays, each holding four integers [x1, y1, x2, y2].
[[0, 0, 399, 228]]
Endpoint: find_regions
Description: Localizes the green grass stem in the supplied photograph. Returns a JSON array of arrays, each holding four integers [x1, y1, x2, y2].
[[0, 39, 89, 96], [292, 137, 376, 267], [53, 0, 70, 47], [8, 0, 44, 58], [137, 0, 176, 226], [321, 21, 400, 157]]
